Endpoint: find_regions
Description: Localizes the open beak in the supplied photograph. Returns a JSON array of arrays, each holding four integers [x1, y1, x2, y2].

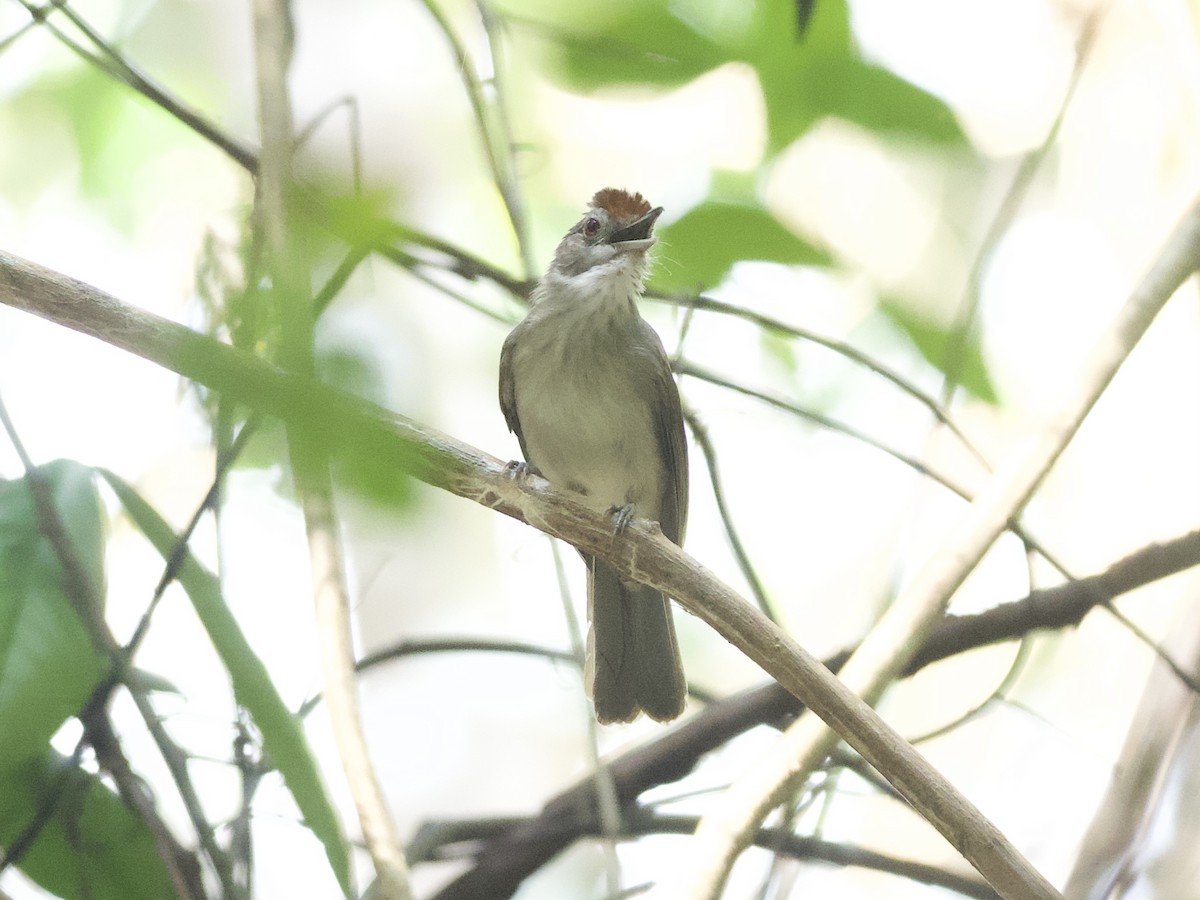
[[609, 206, 664, 252]]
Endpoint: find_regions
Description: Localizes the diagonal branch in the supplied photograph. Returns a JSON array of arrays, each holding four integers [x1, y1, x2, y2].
[[0, 248, 1056, 896], [427, 527, 1200, 899]]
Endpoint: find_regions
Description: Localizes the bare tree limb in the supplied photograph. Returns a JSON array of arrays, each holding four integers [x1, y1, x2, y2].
[[412, 812, 999, 899]]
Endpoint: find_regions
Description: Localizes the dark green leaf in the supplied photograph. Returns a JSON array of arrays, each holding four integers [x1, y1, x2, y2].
[[510, 2, 727, 91], [879, 298, 998, 404], [98, 470, 354, 898], [0, 461, 107, 766], [0, 750, 175, 900], [819, 60, 966, 145], [508, 0, 966, 167], [652, 201, 831, 292], [751, 0, 966, 152]]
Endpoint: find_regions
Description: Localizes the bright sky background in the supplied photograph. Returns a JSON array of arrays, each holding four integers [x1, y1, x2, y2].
[[2, 0, 1200, 897]]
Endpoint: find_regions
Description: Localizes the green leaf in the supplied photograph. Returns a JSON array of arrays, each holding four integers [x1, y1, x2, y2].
[[878, 298, 998, 404], [0, 461, 107, 766], [652, 200, 831, 292], [829, 61, 967, 144], [746, 0, 966, 153], [508, 0, 965, 156], [0, 750, 175, 900], [507, 0, 727, 91], [10, 67, 192, 232], [97, 470, 353, 898]]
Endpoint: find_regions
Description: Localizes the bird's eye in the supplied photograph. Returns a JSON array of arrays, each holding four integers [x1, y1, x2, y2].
[[583, 217, 600, 238]]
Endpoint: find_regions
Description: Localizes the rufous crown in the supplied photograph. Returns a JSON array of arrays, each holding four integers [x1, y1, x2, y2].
[[590, 188, 651, 222]]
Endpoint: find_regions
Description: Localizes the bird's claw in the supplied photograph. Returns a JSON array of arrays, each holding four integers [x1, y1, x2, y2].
[[610, 502, 636, 535], [503, 460, 541, 480]]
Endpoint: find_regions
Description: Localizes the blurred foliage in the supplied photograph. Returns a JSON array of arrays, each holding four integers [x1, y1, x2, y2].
[[100, 469, 354, 897], [191, 185, 416, 507], [504, 0, 965, 151], [0, 461, 107, 765], [500, 0, 978, 394], [0, 751, 175, 900], [0, 461, 173, 898], [7, 65, 191, 233], [879, 298, 998, 403], [655, 199, 831, 292]]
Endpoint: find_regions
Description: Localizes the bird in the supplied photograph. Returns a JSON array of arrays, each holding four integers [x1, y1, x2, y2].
[[499, 188, 688, 723]]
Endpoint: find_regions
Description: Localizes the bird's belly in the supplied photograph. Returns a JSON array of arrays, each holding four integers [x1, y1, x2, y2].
[[515, 357, 662, 516]]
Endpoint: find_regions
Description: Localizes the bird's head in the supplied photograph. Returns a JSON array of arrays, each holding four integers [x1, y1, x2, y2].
[[550, 188, 664, 279]]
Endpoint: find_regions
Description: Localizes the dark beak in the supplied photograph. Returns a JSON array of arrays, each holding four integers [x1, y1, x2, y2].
[[609, 206, 664, 247]]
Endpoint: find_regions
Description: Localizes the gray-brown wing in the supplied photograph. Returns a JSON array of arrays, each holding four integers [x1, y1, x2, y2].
[[637, 319, 688, 547], [498, 326, 532, 462]]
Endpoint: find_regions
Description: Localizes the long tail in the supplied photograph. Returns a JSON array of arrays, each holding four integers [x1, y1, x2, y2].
[[586, 558, 686, 723]]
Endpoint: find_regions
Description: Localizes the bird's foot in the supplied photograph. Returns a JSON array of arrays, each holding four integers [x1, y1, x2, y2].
[[609, 502, 636, 535], [503, 460, 541, 480]]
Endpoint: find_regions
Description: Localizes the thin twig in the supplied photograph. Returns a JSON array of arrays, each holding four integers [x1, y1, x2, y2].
[[682, 405, 775, 621], [294, 636, 719, 721], [414, 0, 532, 275], [81, 704, 206, 899], [550, 540, 624, 896], [676, 358, 1070, 576], [1101, 602, 1200, 693], [251, 0, 407, 897], [17, 0, 257, 170], [410, 811, 997, 899], [475, 0, 531, 273], [0, 14, 37, 54], [640, 813, 998, 899], [656, 290, 989, 468], [295, 94, 365, 196], [907, 547, 1040, 747], [230, 713, 264, 895]]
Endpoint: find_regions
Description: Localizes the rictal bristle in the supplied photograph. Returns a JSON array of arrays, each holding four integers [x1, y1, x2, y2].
[[591, 188, 651, 222]]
